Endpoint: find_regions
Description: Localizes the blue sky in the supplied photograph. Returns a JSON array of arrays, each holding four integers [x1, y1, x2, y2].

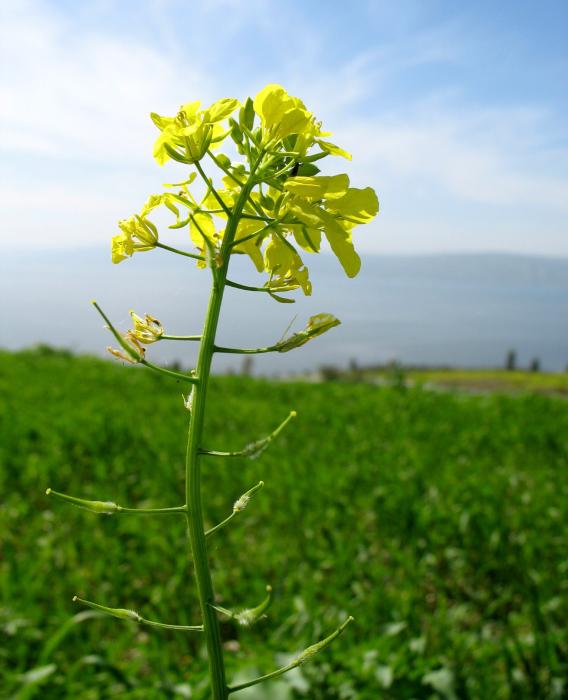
[[1, 0, 567, 255]]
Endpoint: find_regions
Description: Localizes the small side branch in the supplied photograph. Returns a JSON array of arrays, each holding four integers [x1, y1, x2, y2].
[[205, 481, 264, 538], [162, 334, 202, 342], [225, 279, 296, 294], [210, 586, 272, 627], [141, 359, 199, 384], [46, 488, 187, 515], [214, 344, 275, 355], [228, 617, 354, 694], [73, 596, 203, 632], [155, 241, 205, 262], [93, 301, 198, 384], [201, 411, 296, 460]]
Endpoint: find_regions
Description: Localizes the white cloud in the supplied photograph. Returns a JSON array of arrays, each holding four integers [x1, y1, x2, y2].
[[1, 0, 567, 256], [340, 112, 568, 210], [0, 1, 211, 162]]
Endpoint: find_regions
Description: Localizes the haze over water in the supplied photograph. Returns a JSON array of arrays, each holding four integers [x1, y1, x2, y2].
[[2, 251, 566, 374]]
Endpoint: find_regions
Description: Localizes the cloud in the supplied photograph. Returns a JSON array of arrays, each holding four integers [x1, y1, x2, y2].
[[0, 0, 211, 162], [1, 0, 567, 256], [340, 110, 568, 211]]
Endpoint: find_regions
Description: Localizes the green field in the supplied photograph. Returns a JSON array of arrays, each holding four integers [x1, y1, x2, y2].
[[1, 348, 567, 699], [405, 369, 568, 396], [329, 366, 568, 396]]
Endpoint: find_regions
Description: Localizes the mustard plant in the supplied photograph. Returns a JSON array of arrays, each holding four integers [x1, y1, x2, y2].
[[47, 84, 379, 698]]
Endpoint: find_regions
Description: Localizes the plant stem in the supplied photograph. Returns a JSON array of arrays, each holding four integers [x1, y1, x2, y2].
[[184, 159, 263, 700], [155, 241, 205, 261]]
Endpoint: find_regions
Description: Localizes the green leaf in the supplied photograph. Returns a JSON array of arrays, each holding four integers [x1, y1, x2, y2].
[[423, 668, 457, 700], [19, 664, 57, 686], [296, 163, 320, 177], [376, 665, 394, 689]]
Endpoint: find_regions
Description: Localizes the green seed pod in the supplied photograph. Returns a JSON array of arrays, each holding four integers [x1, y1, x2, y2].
[[46, 488, 118, 514]]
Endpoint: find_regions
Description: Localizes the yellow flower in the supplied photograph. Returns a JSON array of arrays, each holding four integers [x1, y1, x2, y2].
[[107, 331, 145, 364], [129, 311, 164, 344], [264, 235, 312, 296], [253, 84, 318, 145], [111, 195, 163, 264], [280, 175, 379, 279], [151, 97, 239, 166]]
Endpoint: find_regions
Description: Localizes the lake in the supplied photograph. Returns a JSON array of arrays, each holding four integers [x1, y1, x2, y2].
[[2, 250, 567, 373]]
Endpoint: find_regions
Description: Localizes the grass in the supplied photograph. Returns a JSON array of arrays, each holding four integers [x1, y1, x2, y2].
[[1, 347, 567, 699], [409, 369, 568, 395], [334, 365, 568, 395]]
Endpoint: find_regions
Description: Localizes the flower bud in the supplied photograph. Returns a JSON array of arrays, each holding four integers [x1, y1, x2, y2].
[[277, 313, 340, 352]]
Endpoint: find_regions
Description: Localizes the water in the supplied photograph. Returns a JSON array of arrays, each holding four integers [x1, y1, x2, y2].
[[2, 250, 567, 373]]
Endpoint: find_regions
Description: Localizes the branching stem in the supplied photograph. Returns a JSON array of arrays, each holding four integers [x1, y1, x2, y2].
[[184, 151, 265, 700]]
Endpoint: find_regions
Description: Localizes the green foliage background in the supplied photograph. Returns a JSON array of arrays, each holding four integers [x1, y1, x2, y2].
[[1, 349, 567, 699]]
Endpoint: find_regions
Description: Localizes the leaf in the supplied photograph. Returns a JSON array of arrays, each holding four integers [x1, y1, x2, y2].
[[422, 668, 457, 700], [296, 163, 320, 176], [383, 621, 407, 637], [376, 665, 394, 689], [19, 663, 57, 686]]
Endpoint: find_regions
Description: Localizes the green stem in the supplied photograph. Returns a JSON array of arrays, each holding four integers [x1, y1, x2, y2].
[[195, 160, 231, 216], [228, 219, 279, 249], [213, 344, 274, 355], [225, 279, 295, 294], [117, 505, 187, 515], [228, 616, 354, 694], [73, 596, 203, 632], [155, 241, 205, 261], [141, 359, 197, 383], [204, 511, 236, 538], [184, 154, 264, 700], [162, 335, 202, 342]]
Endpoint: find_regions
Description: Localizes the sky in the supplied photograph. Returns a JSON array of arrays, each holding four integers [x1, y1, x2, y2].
[[1, 0, 568, 257]]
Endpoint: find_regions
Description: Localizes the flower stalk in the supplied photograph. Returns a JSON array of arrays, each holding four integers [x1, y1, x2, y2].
[[50, 84, 378, 699]]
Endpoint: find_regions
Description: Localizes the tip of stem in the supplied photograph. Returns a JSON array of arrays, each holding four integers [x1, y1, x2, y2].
[[258, 480, 265, 488], [90, 300, 97, 305], [290, 410, 297, 418], [45, 488, 52, 496], [72, 595, 78, 602], [266, 584, 272, 593]]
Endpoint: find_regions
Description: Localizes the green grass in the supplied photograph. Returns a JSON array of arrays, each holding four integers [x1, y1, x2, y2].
[[409, 369, 568, 395], [356, 367, 568, 395], [1, 348, 567, 699]]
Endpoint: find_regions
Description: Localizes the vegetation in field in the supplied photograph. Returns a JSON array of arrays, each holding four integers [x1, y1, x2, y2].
[[321, 363, 568, 396], [1, 349, 567, 698]]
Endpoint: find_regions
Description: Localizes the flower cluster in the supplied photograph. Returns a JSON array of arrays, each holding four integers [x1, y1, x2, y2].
[[110, 84, 379, 298]]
